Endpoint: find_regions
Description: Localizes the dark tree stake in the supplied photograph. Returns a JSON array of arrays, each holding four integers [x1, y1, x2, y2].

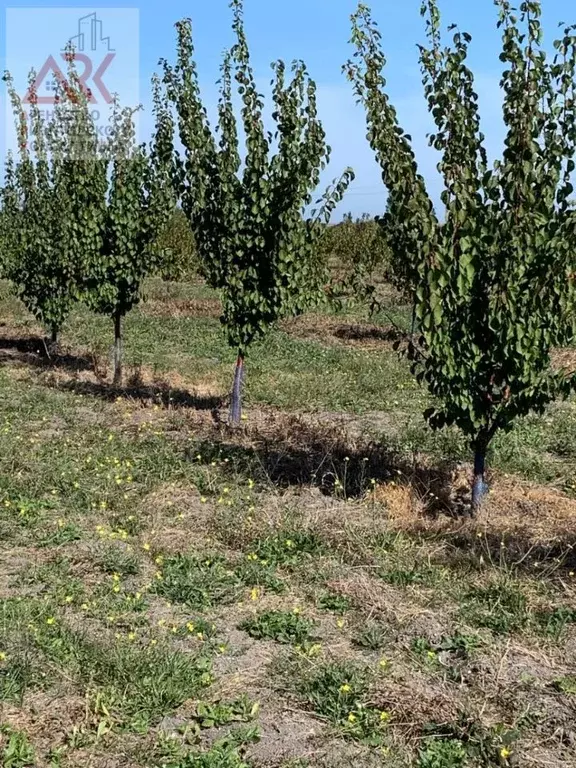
[[229, 353, 244, 425], [113, 313, 123, 386]]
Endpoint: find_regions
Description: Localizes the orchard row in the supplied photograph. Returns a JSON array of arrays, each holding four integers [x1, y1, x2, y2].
[[1, 0, 576, 513]]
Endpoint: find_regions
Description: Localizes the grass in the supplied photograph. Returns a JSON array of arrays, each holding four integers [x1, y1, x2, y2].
[[0, 279, 575, 766]]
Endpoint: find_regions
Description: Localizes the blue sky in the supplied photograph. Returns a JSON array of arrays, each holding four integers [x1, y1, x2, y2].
[[1, 0, 575, 217]]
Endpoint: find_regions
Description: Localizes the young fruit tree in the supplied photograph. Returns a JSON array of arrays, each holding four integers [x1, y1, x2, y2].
[[347, 0, 576, 513], [161, 0, 354, 423], [3, 59, 107, 347], [85, 77, 176, 385]]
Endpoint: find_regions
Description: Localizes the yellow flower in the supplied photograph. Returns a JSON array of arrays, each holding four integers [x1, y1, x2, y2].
[[293, 607, 301, 615], [186, 622, 195, 632], [380, 711, 390, 722], [336, 619, 345, 629], [500, 747, 511, 760], [157, 619, 167, 628], [142, 542, 151, 551], [427, 650, 436, 659], [0, 652, 6, 661], [155, 571, 163, 580], [218, 644, 227, 653], [339, 684, 351, 693], [64, 595, 73, 604], [155, 555, 164, 565], [379, 658, 389, 669], [112, 573, 121, 582], [250, 587, 260, 601], [200, 497, 207, 503], [127, 632, 136, 642], [348, 713, 357, 723], [46, 617, 56, 625], [246, 553, 258, 561], [247, 479, 254, 489], [113, 585, 121, 593]]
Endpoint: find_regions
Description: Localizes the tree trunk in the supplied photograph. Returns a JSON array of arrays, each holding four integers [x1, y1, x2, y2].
[[45, 325, 59, 357], [471, 432, 490, 515], [113, 313, 123, 386], [229, 353, 244, 425]]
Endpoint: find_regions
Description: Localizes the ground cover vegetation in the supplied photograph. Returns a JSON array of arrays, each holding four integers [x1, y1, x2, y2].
[[0, 1, 575, 766]]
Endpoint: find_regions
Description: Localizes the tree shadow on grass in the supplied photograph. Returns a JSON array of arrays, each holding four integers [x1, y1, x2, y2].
[[57, 377, 224, 412], [0, 332, 224, 412], [0, 334, 94, 373], [187, 413, 456, 512], [185, 415, 576, 570], [333, 324, 404, 344]]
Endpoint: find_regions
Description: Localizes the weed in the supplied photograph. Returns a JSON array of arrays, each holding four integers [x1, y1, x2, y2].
[[0, 655, 36, 703], [162, 744, 251, 768], [417, 738, 467, 768], [553, 676, 576, 694], [28, 613, 213, 725], [234, 559, 286, 594], [352, 622, 388, 650], [413, 633, 482, 661], [161, 732, 257, 767], [341, 704, 391, 746], [253, 531, 325, 567], [239, 611, 315, 645], [38, 520, 81, 547], [296, 659, 370, 722], [96, 544, 140, 576], [317, 590, 353, 613], [419, 719, 518, 767], [153, 554, 240, 610], [536, 606, 576, 641], [191, 696, 260, 729], [379, 564, 442, 587], [1, 727, 36, 768], [460, 580, 530, 634]]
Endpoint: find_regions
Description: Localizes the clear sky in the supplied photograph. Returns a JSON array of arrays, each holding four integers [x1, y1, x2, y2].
[[1, 1, 575, 217]]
